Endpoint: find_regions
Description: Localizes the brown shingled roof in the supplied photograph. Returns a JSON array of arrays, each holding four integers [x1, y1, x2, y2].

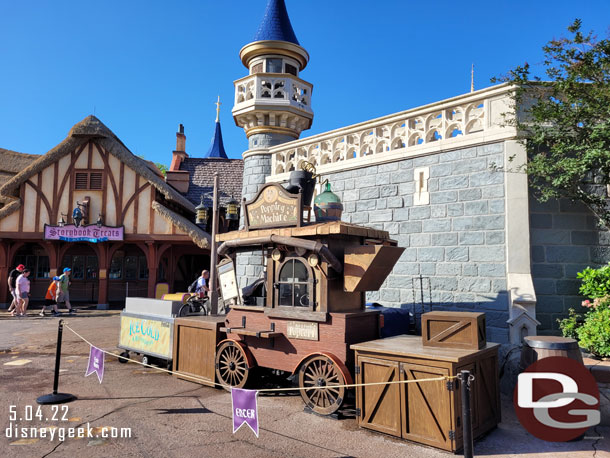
[[180, 157, 243, 207]]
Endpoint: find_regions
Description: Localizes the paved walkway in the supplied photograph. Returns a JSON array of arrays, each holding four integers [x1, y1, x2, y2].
[[0, 311, 608, 457]]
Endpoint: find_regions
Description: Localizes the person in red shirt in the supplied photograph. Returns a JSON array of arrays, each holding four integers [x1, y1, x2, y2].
[[40, 277, 61, 317]]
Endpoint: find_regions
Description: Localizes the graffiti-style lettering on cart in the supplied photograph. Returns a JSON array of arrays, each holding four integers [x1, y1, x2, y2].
[[129, 321, 160, 342]]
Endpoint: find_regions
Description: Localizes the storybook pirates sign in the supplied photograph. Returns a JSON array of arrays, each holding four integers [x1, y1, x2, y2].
[[244, 183, 302, 230], [44, 224, 124, 243]]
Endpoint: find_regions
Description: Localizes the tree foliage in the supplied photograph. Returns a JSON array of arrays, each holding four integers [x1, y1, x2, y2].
[[155, 162, 168, 177], [497, 19, 610, 229]]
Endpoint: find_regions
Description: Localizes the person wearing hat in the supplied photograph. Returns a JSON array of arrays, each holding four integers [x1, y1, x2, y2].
[[40, 276, 62, 317], [15, 268, 31, 317], [7, 264, 25, 316], [56, 267, 75, 314]]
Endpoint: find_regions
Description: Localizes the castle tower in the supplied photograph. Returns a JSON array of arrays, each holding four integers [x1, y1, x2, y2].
[[233, 0, 313, 152], [233, 0, 313, 287]]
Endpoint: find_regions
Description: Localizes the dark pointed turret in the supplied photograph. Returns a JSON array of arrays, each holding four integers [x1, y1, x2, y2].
[[253, 0, 300, 45], [204, 120, 228, 159]]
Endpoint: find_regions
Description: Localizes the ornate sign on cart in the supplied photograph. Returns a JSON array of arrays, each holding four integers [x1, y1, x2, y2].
[[244, 183, 302, 230], [286, 321, 319, 341]]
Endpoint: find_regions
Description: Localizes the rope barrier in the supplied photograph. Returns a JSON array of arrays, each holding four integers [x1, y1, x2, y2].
[[63, 323, 456, 392]]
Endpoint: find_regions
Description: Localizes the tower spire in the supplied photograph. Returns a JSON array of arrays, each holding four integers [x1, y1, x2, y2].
[[215, 95, 221, 123], [471, 63, 475, 93]]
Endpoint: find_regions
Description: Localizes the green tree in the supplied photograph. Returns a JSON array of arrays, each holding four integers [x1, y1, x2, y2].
[[497, 19, 610, 229], [155, 162, 168, 177]]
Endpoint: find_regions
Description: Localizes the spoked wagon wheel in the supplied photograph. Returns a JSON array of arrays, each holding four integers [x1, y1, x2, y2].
[[215, 341, 251, 391], [298, 355, 346, 415]]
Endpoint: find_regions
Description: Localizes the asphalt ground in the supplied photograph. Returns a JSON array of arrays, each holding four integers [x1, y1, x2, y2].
[[0, 308, 608, 458]]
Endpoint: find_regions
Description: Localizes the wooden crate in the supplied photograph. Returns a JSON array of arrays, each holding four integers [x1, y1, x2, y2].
[[422, 311, 486, 350], [173, 316, 226, 387], [352, 335, 500, 452]]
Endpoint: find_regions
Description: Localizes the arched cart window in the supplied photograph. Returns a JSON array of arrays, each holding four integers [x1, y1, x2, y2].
[[276, 257, 314, 309]]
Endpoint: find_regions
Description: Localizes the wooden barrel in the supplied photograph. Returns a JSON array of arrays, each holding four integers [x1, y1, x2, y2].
[[520, 336, 583, 370]]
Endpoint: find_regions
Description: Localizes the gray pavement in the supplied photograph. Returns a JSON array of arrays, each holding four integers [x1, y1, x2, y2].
[[0, 310, 608, 457]]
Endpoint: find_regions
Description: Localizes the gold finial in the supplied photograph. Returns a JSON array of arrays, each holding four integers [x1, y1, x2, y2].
[[471, 63, 474, 93], [215, 95, 221, 122]]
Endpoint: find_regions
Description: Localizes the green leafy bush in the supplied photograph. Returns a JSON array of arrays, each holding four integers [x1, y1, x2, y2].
[[557, 264, 610, 357], [558, 308, 583, 340], [577, 263, 610, 298], [576, 304, 610, 358]]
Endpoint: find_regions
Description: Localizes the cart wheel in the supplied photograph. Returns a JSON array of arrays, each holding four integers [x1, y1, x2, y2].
[[142, 355, 150, 366], [215, 341, 251, 391], [298, 355, 346, 415], [118, 351, 129, 364], [178, 303, 191, 317]]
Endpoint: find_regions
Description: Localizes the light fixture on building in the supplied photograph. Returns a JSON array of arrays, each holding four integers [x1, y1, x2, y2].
[[271, 248, 283, 262], [226, 196, 239, 221], [195, 194, 209, 225], [307, 253, 319, 267], [97, 214, 103, 227], [58, 214, 66, 227]]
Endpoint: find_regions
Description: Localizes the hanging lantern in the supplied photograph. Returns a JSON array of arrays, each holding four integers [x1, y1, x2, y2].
[[226, 197, 239, 221], [195, 195, 209, 225]]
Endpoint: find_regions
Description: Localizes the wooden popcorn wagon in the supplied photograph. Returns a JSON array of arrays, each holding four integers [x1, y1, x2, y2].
[[208, 182, 404, 415]]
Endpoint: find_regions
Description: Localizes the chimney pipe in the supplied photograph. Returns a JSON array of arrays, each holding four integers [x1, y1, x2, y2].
[[176, 124, 186, 153], [170, 124, 188, 172]]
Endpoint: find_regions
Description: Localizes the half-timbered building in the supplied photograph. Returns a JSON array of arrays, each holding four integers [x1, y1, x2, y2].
[[0, 115, 212, 307]]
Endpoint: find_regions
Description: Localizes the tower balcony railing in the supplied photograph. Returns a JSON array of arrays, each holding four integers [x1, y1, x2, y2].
[[233, 73, 314, 116], [267, 83, 518, 180]]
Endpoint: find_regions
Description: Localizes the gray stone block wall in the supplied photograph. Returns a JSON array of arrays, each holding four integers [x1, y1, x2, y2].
[[529, 196, 610, 335], [236, 153, 272, 289], [320, 142, 510, 343]]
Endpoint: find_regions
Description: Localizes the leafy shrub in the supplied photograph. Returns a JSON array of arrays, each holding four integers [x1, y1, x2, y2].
[[576, 304, 610, 358], [557, 264, 610, 357], [558, 308, 583, 340], [577, 263, 610, 298]]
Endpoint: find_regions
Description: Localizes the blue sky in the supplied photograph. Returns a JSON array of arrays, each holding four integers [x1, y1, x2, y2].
[[1, 1, 609, 164]]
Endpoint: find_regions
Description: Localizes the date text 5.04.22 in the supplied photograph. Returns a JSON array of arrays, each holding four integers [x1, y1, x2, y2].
[[9, 405, 69, 422]]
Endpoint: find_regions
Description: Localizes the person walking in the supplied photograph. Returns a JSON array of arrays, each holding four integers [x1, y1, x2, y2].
[[15, 268, 31, 317], [188, 270, 210, 296], [56, 268, 75, 314], [7, 264, 25, 316], [40, 276, 61, 317]]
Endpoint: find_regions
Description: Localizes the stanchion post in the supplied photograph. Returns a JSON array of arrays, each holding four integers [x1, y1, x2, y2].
[[37, 319, 76, 405], [460, 370, 474, 458]]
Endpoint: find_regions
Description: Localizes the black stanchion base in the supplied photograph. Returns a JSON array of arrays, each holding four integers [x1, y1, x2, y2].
[[36, 393, 77, 405]]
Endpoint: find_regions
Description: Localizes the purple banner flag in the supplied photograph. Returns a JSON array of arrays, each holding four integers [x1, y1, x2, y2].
[[85, 346, 104, 383], [231, 388, 259, 437]]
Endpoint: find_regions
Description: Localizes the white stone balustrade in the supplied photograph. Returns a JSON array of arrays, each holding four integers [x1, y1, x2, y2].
[[267, 84, 517, 180], [234, 73, 314, 116]]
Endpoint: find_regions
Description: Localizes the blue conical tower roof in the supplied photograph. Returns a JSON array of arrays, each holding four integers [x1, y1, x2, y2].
[[204, 121, 228, 159], [253, 0, 300, 45]]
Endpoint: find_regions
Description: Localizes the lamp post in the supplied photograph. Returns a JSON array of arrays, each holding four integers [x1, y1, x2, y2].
[[209, 173, 220, 315]]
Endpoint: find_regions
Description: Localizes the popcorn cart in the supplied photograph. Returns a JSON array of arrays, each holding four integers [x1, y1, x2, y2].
[[211, 177, 404, 415]]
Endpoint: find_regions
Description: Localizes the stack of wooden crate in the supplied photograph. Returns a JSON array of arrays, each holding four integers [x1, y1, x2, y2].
[[351, 311, 500, 452]]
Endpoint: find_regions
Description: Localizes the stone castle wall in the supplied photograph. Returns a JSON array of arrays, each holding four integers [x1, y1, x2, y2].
[[237, 153, 272, 289], [529, 196, 610, 335], [318, 142, 511, 343]]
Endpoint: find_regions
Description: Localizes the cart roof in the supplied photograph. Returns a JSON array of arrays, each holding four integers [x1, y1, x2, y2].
[[216, 221, 390, 243]]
